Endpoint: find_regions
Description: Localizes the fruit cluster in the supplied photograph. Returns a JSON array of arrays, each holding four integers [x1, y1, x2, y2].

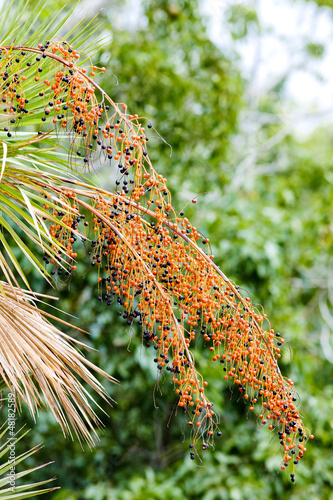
[[0, 41, 312, 479]]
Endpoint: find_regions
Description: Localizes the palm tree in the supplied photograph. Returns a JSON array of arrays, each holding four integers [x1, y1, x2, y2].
[[0, 0, 311, 495]]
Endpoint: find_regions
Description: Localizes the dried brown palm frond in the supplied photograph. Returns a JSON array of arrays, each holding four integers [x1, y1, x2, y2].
[[0, 281, 115, 446]]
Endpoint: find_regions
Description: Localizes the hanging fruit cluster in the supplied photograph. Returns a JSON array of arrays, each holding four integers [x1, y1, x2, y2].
[[0, 40, 313, 481]]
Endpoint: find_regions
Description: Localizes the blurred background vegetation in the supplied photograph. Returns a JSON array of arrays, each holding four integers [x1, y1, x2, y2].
[[9, 0, 333, 498]]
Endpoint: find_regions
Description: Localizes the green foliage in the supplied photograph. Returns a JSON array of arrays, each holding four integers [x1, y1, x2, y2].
[[305, 42, 325, 58], [225, 3, 259, 40], [306, 0, 333, 7]]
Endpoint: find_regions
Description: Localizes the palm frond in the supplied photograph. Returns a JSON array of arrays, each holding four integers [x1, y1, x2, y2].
[[0, 283, 115, 445], [0, 135, 93, 286], [0, 0, 104, 56]]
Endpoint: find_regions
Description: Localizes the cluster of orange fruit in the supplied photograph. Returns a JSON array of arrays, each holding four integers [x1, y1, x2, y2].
[[0, 41, 312, 480]]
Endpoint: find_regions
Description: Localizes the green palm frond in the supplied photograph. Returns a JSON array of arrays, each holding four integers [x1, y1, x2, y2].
[[0, 135, 85, 286], [0, 0, 103, 55], [0, 424, 57, 498]]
